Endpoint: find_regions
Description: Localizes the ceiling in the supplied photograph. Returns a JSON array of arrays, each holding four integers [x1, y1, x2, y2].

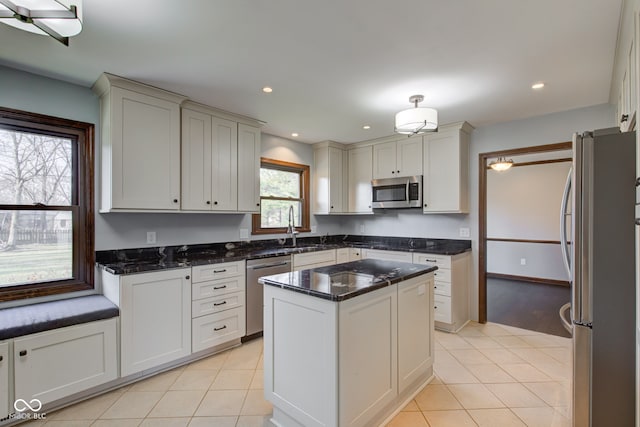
[[0, 0, 623, 144]]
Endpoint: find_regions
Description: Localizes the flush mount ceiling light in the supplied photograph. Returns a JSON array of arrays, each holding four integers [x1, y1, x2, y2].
[[0, 0, 82, 46], [262, 86, 273, 93], [489, 157, 514, 171], [394, 94, 438, 135], [531, 82, 545, 90]]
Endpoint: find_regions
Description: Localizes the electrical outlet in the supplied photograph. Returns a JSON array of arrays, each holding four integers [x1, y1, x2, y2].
[[360, 224, 365, 233], [146, 231, 156, 244], [520, 258, 526, 265], [459, 227, 470, 238], [239, 228, 249, 239], [311, 225, 317, 234]]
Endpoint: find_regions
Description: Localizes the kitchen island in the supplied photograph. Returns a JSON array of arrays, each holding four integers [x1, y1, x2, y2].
[[259, 259, 437, 427]]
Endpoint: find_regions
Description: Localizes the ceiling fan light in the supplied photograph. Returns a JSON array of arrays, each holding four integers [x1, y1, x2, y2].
[[489, 157, 514, 171]]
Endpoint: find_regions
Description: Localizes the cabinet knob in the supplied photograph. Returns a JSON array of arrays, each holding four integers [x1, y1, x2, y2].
[[206, 201, 211, 205], [19, 350, 27, 357], [368, 205, 371, 208], [185, 275, 190, 280], [214, 325, 227, 332], [0, 355, 3, 362], [397, 170, 400, 174], [391, 171, 395, 174], [256, 203, 260, 206], [330, 205, 334, 209], [434, 306, 438, 309], [214, 201, 218, 205], [635, 177, 640, 187], [424, 203, 428, 207], [621, 114, 629, 123], [173, 199, 179, 203]]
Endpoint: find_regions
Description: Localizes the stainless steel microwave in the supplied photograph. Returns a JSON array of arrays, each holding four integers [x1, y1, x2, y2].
[[371, 175, 422, 209]]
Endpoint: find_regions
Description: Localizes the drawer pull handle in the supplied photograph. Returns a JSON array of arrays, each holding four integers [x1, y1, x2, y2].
[[213, 301, 227, 306], [213, 269, 227, 273], [213, 285, 227, 290], [426, 259, 437, 263], [214, 325, 227, 331], [19, 350, 27, 356]]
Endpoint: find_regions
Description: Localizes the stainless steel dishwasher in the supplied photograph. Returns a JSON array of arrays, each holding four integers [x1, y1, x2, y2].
[[244, 255, 292, 340]]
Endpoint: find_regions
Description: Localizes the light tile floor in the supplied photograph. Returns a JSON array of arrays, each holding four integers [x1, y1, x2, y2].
[[22, 322, 572, 427]]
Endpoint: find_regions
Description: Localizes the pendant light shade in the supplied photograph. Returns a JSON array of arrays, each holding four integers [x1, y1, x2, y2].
[[0, 0, 83, 45], [395, 95, 438, 135], [489, 157, 514, 171]]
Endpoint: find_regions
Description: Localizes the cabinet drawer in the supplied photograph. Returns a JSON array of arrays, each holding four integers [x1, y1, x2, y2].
[[433, 268, 451, 283], [293, 250, 336, 269], [433, 281, 451, 297], [361, 249, 413, 263], [0, 341, 8, 420], [412, 253, 451, 269], [192, 307, 246, 353], [192, 260, 245, 283], [434, 294, 452, 323], [192, 276, 245, 299], [192, 291, 244, 318]]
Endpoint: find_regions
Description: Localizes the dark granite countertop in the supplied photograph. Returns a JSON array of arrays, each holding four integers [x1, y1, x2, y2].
[[258, 259, 437, 301], [96, 235, 470, 275]]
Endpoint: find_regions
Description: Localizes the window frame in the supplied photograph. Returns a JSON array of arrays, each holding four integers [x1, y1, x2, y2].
[[252, 157, 310, 235], [0, 107, 95, 302]]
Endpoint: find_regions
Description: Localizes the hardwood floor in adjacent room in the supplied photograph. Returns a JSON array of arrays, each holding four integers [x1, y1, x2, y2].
[[487, 277, 571, 338]]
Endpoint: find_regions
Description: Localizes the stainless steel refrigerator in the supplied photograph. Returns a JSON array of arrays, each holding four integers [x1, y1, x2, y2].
[[560, 127, 636, 426]]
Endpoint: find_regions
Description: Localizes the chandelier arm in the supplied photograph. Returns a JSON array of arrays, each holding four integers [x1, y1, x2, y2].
[[29, 6, 78, 19], [31, 19, 69, 45]]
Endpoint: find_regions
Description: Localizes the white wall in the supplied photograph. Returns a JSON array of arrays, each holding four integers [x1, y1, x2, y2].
[[0, 65, 343, 251], [486, 162, 571, 281]]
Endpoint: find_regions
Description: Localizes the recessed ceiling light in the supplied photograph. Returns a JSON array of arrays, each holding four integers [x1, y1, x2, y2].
[[262, 87, 273, 93], [291, 133, 299, 137], [363, 125, 371, 130], [531, 82, 545, 90]]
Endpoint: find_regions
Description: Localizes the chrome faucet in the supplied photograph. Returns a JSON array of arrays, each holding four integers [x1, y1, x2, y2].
[[286, 205, 298, 247]]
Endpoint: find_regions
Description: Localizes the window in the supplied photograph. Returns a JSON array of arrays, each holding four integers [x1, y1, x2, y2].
[[0, 107, 94, 302], [252, 158, 310, 235]]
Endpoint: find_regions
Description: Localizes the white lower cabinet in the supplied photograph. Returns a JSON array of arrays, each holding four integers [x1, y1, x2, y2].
[[361, 248, 413, 263], [103, 268, 192, 376], [191, 261, 246, 353], [336, 248, 350, 264], [292, 249, 336, 271], [0, 341, 9, 420], [349, 248, 362, 261], [413, 252, 470, 332], [13, 319, 118, 406]]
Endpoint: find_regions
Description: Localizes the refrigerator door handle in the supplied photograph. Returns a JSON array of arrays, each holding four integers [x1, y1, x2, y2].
[[559, 302, 573, 333], [560, 168, 572, 278]]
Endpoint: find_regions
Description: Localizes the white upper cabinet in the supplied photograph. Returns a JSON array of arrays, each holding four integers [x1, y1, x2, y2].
[[237, 123, 261, 213], [348, 145, 373, 213], [181, 101, 262, 212], [423, 122, 472, 213], [372, 136, 422, 179], [93, 73, 186, 212], [314, 143, 347, 214]]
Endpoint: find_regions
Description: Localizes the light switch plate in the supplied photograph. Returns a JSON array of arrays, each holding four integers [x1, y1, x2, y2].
[[459, 227, 470, 238], [239, 228, 249, 239], [360, 224, 365, 233], [146, 231, 156, 244], [311, 226, 317, 234]]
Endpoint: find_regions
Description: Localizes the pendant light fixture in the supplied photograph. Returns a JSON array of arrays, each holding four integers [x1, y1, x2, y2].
[[394, 94, 438, 135], [489, 157, 514, 172], [0, 0, 83, 46]]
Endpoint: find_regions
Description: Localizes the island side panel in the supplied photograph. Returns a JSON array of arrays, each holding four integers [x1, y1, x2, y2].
[[338, 285, 398, 427], [264, 286, 338, 427], [398, 274, 435, 392]]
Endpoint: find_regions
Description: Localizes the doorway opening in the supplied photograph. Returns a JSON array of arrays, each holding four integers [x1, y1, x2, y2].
[[479, 141, 572, 336]]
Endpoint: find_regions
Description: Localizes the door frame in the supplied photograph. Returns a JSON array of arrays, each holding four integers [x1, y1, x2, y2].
[[478, 141, 572, 323]]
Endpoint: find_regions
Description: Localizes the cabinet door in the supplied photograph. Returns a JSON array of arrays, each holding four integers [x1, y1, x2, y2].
[[182, 108, 213, 210], [339, 285, 397, 427], [336, 248, 350, 264], [349, 248, 362, 261], [237, 124, 261, 212], [314, 146, 346, 214], [329, 147, 345, 213], [14, 319, 117, 405], [396, 136, 423, 176], [348, 146, 373, 213], [0, 341, 8, 420], [423, 128, 469, 213], [211, 116, 238, 211], [110, 87, 181, 210], [398, 275, 434, 392], [372, 141, 397, 179], [121, 269, 191, 376]]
